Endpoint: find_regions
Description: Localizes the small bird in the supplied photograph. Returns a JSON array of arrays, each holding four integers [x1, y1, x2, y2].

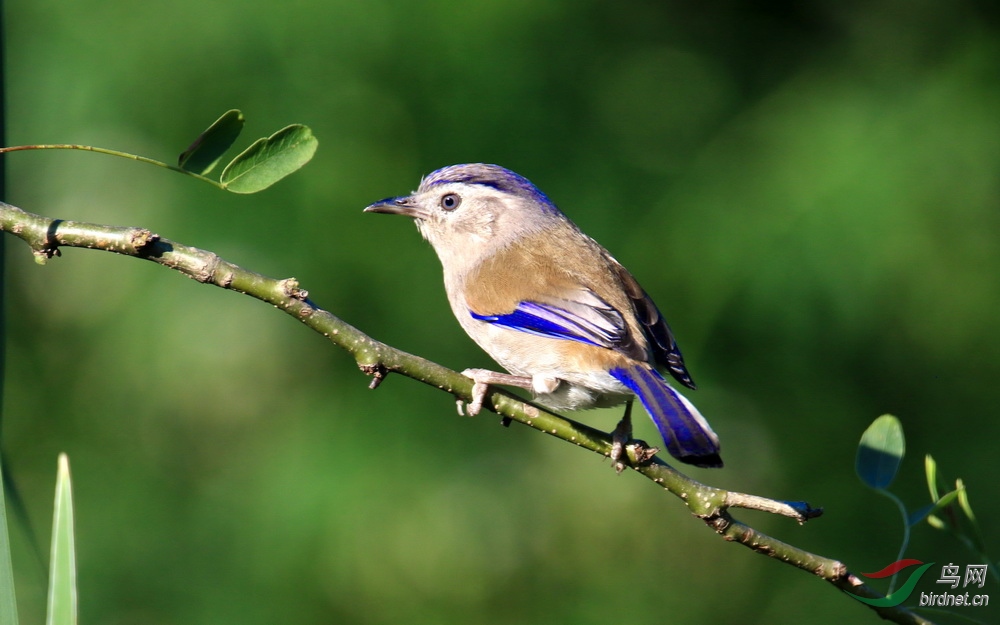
[[365, 164, 722, 468]]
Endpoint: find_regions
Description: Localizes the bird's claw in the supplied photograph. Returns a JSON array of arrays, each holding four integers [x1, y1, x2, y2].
[[460, 368, 491, 416], [611, 413, 632, 473], [610, 402, 657, 473], [610, 439, 659, 474]]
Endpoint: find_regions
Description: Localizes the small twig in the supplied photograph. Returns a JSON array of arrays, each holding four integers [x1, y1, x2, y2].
[[361, 363, 388, 390], [0, 200, 937, 625], [724, 491, 823, 524]]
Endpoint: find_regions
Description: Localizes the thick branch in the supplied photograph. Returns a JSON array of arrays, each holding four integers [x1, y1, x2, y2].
[[0, 201, 935, 625]]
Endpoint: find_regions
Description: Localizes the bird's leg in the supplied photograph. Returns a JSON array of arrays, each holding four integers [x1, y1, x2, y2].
[[610, 401, 634, 473], [459, 368, 534, 416], [610, 401, 659, 473]]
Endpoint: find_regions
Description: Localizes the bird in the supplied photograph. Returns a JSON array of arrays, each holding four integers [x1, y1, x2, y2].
[[364, 163, 722, 468]]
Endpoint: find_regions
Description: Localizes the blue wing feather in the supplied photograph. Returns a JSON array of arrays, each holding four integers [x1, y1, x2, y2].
[[471, 298, 624, 349]]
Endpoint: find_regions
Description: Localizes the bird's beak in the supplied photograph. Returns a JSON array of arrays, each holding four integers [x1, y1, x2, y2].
[[363, 196, 429, 220]]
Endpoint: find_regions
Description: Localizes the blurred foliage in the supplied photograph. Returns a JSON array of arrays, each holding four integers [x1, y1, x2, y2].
[[3, 0, 999, 623]]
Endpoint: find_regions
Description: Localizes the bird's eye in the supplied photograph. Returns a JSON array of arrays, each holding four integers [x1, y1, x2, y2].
[[440, 193, 461, 211]]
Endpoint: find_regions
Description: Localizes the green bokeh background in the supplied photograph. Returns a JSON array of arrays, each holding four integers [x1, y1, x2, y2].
[[4, 1, 999, 623]]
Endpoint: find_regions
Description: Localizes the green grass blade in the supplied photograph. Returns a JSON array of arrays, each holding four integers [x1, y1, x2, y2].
[[0, 452, 18, 625], [46, 454, 76, 625]]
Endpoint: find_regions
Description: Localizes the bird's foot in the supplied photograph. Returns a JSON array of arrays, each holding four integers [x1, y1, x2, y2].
[[611, 435, 659, 474], [459, 368, 534, 416], [610, 412, 632, 473], [609, 400, 657, 472]]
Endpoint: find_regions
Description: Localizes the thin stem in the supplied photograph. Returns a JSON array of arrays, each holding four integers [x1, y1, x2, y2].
[[881, 489, 910, 593], [0, 144, 221, 188]]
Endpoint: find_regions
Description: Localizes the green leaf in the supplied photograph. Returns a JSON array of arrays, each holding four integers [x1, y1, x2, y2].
[[925, 454, 940, 501], [46, 454, 77, 625], [856, 414, 905, 490], [956, 479, 987, 553], [0, 456, 18, 625], [219, 124, 318, 194], [178, 109, 245, 175]]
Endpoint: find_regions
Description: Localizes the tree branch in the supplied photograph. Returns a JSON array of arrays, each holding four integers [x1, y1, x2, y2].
[[0, 201, 936, 625]]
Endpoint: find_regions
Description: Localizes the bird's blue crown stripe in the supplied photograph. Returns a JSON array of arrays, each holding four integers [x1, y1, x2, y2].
[[423, 164, 559, 213]]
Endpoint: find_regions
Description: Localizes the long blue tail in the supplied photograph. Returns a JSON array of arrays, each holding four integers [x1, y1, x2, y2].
[[609, 364, 722, 468]]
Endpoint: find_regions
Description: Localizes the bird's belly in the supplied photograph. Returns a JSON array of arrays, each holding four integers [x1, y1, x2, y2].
[[463, 320, 635, 411], [532, 371, 633, 412]]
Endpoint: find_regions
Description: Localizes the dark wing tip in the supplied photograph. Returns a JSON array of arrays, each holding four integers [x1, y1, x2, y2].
[[607, 255, 698, 390], [665, 353, 697, 390], [679, 453, 724, 469]]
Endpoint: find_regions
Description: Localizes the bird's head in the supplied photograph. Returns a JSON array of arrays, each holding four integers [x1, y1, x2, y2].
[[365, 163, 564, 272]]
